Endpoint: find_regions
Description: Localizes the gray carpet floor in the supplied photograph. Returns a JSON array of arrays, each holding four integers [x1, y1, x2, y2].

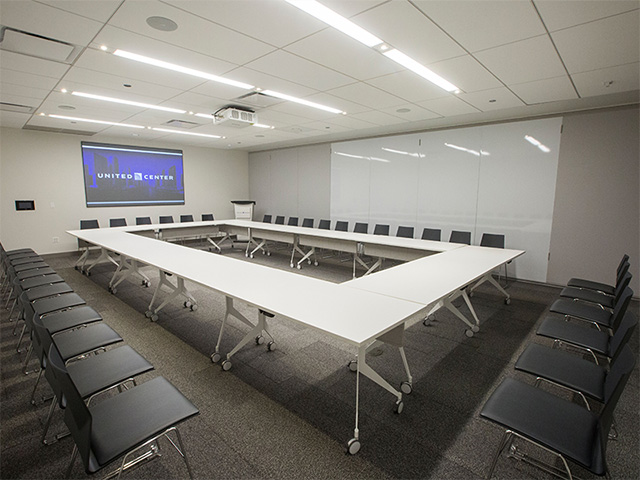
[[1, 245, 638, 479]]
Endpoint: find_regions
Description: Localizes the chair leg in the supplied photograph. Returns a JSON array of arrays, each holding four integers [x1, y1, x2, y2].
[[487, 430, 513, 479], [65, 445, 79, 478], [173, 427, 195, 480]]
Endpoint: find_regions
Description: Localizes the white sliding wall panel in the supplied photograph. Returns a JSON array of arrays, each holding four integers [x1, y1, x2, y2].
[[476, 118, 562, 281], [331, 117, 563, 281]]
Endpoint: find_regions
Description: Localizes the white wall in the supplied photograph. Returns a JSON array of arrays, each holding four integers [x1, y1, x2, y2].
[[0, 128, 249, 253]]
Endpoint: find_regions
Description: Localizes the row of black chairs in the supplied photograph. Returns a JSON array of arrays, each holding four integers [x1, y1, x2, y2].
[[79, 213, 215, 230], [480, 254, 636, 479], [1, 243, 199, 478], [262, 215, 505, 247]]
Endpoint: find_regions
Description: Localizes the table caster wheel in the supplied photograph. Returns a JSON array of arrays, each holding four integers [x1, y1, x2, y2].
[[151, 314, 159, 322], [190, 304, 198, 311], [266, 252, 271, 256], [296, 264, 301, 270], [267, 341, 276, 351], [184, 301, 192, 308], [255, 335, 265, 345], [346, 438, 361, 455], [145, 311, 152, 318], [400, 381, 412, 395], [472, 325, 480, 333], [74, 266, 79, 271], [348, 360, 357, 372], [465, 329, 474, 338], [245, 253, 249, 257], [86, 270, 91, 277], [222, 360, 232, 371], [469, 291, 474, 298], [290, 263, 295, 268], [143, 280, 150, 287], [504, 297, 511, 305], [211, 352, 221, 363], [314, 261, 319, 266], [307, 259, 312, 265], [250, 254, 254, 259], [394, 401, 404, 414], [423, 314, 435, 326], [110, 287, 117, 295]]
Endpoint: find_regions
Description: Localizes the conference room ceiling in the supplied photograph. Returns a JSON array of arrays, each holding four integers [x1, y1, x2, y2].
[[1, 0, 638, 152]]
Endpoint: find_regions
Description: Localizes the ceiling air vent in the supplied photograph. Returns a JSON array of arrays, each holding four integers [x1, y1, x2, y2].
[[0, 101, 35, 114], [0, 25, 80, 63], [163, 119, 203, 129], [23, 125, 97, 136]]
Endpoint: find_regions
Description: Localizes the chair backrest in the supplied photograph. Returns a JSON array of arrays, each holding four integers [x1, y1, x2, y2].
[[373, 224, 389, 236], [354, 223, 368, 234], [159, 216, 174, 224], [616, 261, 631, 286], [136, 217, 152, 225], [610, 287, 633, 332], [617, 254, 630, 276], [396, 226, 414, 238], [180, 215, 194, 223], [80, 220, 99, 230], [450, 230, 471, 245], [201, 214, 214, 221], [335, 221, 348, 232], [288, 217, 299, 226], [613, 272, 633, 303], [421, 228, 441, 241], [109, 218, 127, 228], [480, 233, 505, 249], [48, 343, 98, 473], [596, 344, 636, 471], [262, 214, 272, 223], [302, 218, 314, 228], [318, 219, 331, 230], [274, 215, 285, 225], [609, 312, 637, 365]]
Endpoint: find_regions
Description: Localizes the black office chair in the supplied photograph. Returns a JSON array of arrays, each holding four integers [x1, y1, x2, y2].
[[75, 220, 100, 272], [449, 230, 471, 245], [201, 214, 214, 221], [335, 221, 349, 232], [480, 233, 508, 284], [159, 216, 174, 224], [567, 254, 630, 294], [353, 223, 368, 234], [262, 214, 272, 223], [560, 272, 632, 310], [109, 218, 127, 228], [318, 219, 331, 230], [302, 218, 314, 228], [274, 216, 285, 225], [396, 226, 414, 238], [373, 224, 389, 236], [480, 345, 635, 479], [421, 228, 441, 241], [136, 217, 152, 225], [287, 217, 299, 226], [180, 215, 194, 223], [48, 344, 200, 479]]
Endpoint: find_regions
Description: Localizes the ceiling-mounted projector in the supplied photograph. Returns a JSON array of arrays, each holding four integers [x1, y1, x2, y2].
[[213, 107, 257, 128]]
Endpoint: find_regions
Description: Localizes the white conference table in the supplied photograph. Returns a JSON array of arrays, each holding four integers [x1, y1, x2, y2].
[[67, 220, 524, 454]]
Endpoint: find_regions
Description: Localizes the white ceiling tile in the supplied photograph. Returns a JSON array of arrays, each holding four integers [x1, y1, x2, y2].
[[415, 96, 481, 117], [458, 87, 525, 111], [107, 1, 275, 65], [36, 0, 123, 23], [354, 1, 466, 64], [322, 0, 389, 18], [267, 100, 342, 121], [284, 28, 402, 81], [0, 50, 70, 78], [509, 76, 578, 104], [298, 121, 352, 134], [303, 92, 371, 116], [429, 55, 502, 93], [0, 81, 50, 102], [320, 115, 378, 130], [552, 11, 640, 74], [572, 62, 640, 97], [0, 110, 30, 128], [218, 67, 317, 98], [244, 50, 354, 91], [366, 71, 450, 103], [534, 0, 639, 32], [378, 104, 441, 122], [413, 0, 546, 52], [254, 109, 317, 127], [349, 110, 408, 126], [0, 91, 45, 110], [1, 69, 60, 91], [0, 0, 104, 46], [474, 35, 567, 85], [167, 92, 231, 113], [328, 82, 407, 109]]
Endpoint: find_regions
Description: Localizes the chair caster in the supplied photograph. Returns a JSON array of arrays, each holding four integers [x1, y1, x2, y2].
[[346, 438, 361, 455], [211, 352, 221, 363]]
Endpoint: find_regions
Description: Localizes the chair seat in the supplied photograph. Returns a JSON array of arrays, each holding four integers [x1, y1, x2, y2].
[[53, 323, 122, 362], [40, 306, 103, 335], [68, 345, 153, 398], [33, 293, 85, 317], [16, 267, 55, 280], [5, 248, 36, 256], [536, 316, 610, 356], [10, 256, 43, 266], [550, 298, 613, 328], [480, 377, 600, 473], [560, 287, 615, 309], [16, 274, 64, 290], [87, 376, 199, 472], [515, 343, 606, 401], [25, 283, 73, 302], [567, 278, 615, 295], [14, 261, 48, 273]]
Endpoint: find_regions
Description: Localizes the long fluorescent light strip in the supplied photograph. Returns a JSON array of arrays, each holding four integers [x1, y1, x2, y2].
[[113, 49, 254, 90], [152, 128, 223, 138], [261, 90, 344, 114], [285, 0, 382, 47], [48, 114, 144, 128], [384, 49, 459, 92], [72, 91, 186, 114], [82, 145, 179, 156]]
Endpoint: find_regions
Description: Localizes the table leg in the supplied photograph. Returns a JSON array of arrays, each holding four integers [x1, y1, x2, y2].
[[145, 271, 197, 321], [108, 256, 151, 294], [84, 248, 118, 276]]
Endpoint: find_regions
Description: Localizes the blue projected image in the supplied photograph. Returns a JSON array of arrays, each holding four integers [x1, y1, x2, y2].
[[81, 142, 185, 207]]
